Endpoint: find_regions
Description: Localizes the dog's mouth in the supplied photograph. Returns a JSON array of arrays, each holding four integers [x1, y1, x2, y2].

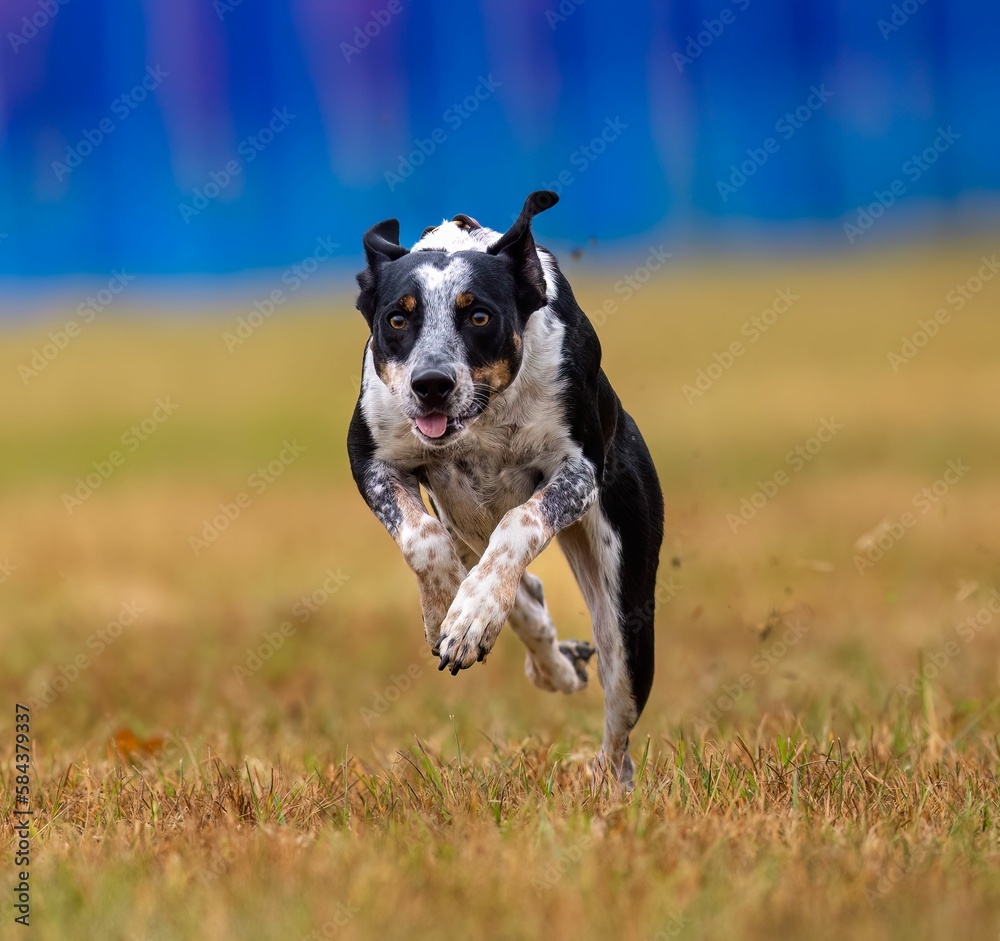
[[412, 407, 483, 443], [414, 413, 449, 438]]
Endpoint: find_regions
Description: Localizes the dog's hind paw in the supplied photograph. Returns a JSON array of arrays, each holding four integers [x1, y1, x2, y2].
[[590, 748, 635, 792], [559, 639, 595, 685], [525, 640, 595, 694]]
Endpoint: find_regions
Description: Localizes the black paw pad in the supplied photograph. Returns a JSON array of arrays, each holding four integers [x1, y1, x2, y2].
[[559, 640, 596, 685]]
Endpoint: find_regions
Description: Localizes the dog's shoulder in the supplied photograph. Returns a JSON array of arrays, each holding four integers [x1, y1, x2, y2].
[[533, 251, 621, 471]]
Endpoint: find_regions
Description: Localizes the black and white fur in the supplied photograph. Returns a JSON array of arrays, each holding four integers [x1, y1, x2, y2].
[[347, 192, 664, 785]]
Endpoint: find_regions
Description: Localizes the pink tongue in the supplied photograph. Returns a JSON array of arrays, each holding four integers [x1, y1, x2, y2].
[[416, 413, 448, 438]]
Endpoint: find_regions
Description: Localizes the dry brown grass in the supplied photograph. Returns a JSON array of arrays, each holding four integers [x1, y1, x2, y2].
[[2, 242, 1000, 939]]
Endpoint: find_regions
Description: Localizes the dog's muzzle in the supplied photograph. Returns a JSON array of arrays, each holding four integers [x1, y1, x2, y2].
[[410, 367, 457, 439], [406, 366, 486, 443]]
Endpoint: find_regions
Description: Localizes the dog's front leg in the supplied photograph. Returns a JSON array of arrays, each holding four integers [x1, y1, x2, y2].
[[355, 461, 466, 652], [437, 457, 598, 674]]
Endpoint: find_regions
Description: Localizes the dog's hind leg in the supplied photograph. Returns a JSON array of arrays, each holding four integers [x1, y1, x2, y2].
[[558, 503, 659, 788], [508, 572, 594, 694]]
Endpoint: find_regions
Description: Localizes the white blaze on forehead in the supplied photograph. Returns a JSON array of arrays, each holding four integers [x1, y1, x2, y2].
[[410, 220, 560, 306], [413, 255, 470, 292], [411, 257, 471, 364]]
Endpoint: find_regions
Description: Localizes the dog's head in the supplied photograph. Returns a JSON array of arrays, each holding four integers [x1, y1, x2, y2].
[[355, 191, 558, 445]]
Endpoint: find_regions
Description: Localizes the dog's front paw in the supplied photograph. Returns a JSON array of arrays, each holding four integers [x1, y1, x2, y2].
[[436, 569, 514, 675], [416, 563, 466, 653]]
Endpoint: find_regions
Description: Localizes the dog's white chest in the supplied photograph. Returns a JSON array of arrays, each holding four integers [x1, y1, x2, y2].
[[424, 424, 565, 552]]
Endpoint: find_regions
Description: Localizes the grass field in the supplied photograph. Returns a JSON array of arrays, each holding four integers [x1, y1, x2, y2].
[[2, 242, 1000, 940]]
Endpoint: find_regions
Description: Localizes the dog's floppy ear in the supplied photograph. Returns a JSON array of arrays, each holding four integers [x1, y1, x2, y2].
[[356, 219, 409, 325], [487, 190, 559, 317]]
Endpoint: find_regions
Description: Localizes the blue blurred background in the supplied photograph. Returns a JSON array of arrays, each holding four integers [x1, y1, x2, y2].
[[1, 0, 998, 287]]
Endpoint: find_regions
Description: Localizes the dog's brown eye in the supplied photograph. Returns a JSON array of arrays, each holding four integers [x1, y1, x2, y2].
[[470, 310, 490, 327], [388, 313, 407, 330]]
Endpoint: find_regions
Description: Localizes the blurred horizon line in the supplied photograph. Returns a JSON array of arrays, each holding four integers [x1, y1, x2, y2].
[[2, 202, 998, 324]]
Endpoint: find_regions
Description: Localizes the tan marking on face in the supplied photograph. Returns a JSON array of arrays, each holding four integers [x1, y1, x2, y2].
[[512, 332, 521, 351], [398, 294, 416, 312], [471, 361, 512, 390], [455, 292, 475, 309], [376, 360, 407, 392]]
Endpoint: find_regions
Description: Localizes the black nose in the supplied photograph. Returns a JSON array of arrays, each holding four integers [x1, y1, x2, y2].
[[410, 368, 455, 407]]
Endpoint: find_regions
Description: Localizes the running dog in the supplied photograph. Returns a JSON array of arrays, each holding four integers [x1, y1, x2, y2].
[[347, 191, 664, 784]]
